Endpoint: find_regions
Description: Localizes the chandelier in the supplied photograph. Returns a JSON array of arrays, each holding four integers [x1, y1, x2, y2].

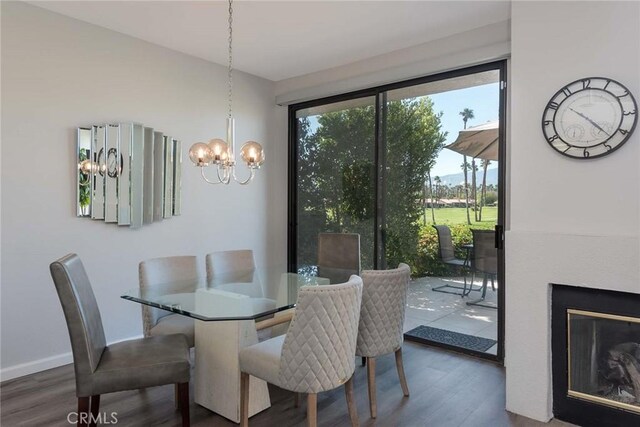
[[188, 0, 264, 184]]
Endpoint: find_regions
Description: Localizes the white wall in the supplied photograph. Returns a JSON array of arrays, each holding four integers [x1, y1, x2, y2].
[[507, 1, 640, 421], [0, 2, 286, 380]]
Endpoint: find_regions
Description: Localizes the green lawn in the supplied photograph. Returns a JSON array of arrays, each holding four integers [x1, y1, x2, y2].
[[423, 206, 497, 226]]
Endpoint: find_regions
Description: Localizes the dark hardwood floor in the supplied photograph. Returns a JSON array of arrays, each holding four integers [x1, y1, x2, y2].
[[1, 342, 571, 426]]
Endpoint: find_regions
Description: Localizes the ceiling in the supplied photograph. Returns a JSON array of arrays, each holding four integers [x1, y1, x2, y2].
[[30, 1, 511, 82]]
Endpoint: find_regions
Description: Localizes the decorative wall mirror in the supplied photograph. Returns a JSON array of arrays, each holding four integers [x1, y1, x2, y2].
[[77, 123, 182, 228]]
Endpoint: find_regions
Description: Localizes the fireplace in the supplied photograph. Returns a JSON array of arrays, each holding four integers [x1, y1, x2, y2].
[[552, 284, 640, 427]]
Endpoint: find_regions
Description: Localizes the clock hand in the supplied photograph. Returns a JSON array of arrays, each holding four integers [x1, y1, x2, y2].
[[569, 107, 610, 136]]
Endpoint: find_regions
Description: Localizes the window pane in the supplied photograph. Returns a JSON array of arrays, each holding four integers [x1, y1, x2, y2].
[[295, 96, 376, 272]]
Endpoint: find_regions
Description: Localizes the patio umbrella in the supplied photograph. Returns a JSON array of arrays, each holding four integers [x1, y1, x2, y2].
[[445, 120, 499, 161]]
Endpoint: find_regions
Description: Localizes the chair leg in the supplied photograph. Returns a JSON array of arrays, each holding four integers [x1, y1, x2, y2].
[[89, 395, 100, 427], [240, 372, 250, 427], [77, 397, 90, 427], [366, 357, 377, 418], [307, 393, 317, 427], [175, 383, 180, 409], [177, 382, 190, 427], [294, 392, 300, 408], [395, 349, 410, 397], [344, 375, 359, 427]]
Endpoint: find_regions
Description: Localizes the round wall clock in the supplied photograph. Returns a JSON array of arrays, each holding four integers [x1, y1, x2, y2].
[[542, 77, 637, 159]]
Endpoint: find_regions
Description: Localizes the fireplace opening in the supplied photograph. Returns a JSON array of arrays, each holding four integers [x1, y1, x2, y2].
[[567, 309, 640, 413], [552, 284, 640, 427]]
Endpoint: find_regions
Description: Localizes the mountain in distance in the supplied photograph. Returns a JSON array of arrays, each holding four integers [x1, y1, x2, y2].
[[436, 167, 498, 187]]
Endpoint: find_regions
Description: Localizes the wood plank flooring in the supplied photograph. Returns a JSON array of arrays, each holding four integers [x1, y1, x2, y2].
[[1, 342, 574, 426]]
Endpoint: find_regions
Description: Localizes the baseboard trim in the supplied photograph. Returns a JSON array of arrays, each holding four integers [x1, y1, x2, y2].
[[1, 335, 143, 382]]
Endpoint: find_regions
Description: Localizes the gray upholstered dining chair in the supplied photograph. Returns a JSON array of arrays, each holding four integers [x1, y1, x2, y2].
[[356, 263, 411, 418], [317, 233, 361, 283], [239, 276, 363, 427], [206, 249, 256, 286], [50, 254, 191, 427], [139, 255, 199, 347]]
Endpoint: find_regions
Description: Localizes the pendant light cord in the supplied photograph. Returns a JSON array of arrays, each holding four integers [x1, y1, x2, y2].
[[227, 0, 233, 119]]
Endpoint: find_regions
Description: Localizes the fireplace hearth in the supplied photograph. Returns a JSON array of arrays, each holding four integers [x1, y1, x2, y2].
[[552, 285, 640, 427]]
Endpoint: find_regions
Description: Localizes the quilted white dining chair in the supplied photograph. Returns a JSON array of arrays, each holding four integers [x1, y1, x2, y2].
[[239, 276, 363, 427], [356, 263, 411, 418], [139, 255, 199, 348]]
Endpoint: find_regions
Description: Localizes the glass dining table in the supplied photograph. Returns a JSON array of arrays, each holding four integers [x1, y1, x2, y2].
[[121, 268, 333, 422]]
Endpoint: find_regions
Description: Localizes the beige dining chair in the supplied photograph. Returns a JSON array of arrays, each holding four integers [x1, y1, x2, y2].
[[51, 254, 191, 427], [239, 276, 364, 427], [356, 263, 411, 418], [317, 233, 361, 283], [139, 256, 199, 347]]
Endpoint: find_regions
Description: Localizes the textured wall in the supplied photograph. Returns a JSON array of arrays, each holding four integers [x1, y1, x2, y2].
[[1, 2, 285, 379]]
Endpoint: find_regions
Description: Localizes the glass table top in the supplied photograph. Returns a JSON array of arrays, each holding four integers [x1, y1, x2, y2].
[[121, 268, 338, 321]]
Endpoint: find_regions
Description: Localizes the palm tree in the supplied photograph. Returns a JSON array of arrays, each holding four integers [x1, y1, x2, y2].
[[426, 171, 436, 224], [479, 159, 491, 221], [459, 108, 474, 225]]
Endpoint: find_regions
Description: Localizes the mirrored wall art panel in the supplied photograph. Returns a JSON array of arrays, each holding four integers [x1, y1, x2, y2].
[[104, 124, 119, 223], [91, 125, 105, 220], [172, 139, 182, 216], [118, 123, 131, 225], [163, 136, 174, 219], [76, 123, 181, 228], [153, 131, 164, 222], [77, 128, 92, 217], [143, 127, 155, 225], [130, 124, 144, 228]]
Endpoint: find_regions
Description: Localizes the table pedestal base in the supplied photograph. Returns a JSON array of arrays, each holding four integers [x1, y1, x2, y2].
[[194, 319, 271, 422]]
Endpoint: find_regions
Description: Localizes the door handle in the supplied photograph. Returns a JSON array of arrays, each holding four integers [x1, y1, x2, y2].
[[495, 225, 504, 250]]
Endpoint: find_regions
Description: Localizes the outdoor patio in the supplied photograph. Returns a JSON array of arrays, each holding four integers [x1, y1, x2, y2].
[[404, 275, 499, 355]]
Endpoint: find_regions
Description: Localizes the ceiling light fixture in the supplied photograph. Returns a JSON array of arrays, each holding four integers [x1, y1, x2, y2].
[[188, 0, 264, 184]]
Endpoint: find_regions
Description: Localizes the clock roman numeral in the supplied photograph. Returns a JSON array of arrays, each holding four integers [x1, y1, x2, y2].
[[562, 87, 572, 97]]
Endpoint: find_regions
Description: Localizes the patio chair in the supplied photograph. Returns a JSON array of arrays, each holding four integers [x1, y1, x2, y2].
[[466, 229, 498, 309], [432, 225, 478, 296]]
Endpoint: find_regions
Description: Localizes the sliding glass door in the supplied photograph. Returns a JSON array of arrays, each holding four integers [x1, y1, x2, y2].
[[289, 61, 506, 361], [292, 97, 377, 272]]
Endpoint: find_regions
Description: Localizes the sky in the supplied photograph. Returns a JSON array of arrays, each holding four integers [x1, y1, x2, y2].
[[302, 81, 500, 177], [429, 82, 500, 177]]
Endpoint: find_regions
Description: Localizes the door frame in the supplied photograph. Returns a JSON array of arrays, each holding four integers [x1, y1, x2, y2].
[[288, 60, 507, 363]]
